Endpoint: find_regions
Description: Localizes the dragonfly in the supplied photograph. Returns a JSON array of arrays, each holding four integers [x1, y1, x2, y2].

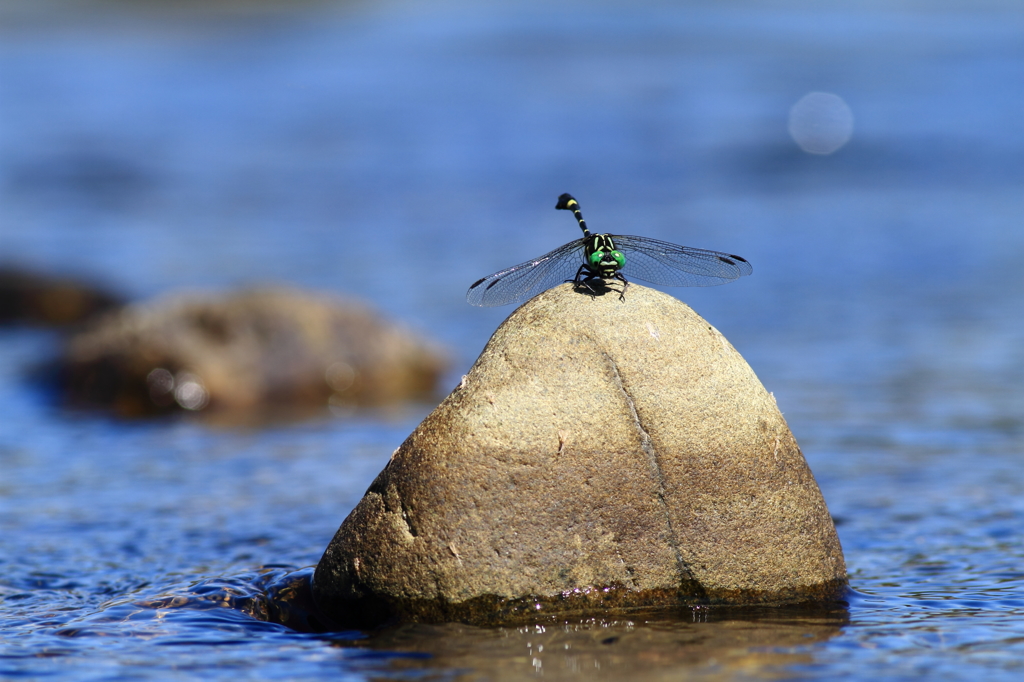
[[466, 193, 752, 307]]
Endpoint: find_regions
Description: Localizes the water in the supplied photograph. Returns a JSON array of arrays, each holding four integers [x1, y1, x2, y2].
[[2, 0, 1024, 679]]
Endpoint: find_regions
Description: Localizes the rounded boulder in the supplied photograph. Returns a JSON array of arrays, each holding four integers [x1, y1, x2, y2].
[[314, 283, 846, 626]]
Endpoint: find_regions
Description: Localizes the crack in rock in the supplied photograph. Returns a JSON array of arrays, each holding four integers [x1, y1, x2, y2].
[[603, 351, 696, 584]]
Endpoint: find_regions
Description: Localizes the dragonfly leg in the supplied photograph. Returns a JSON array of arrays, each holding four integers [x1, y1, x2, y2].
[[611, 273, 629, 302], [567, 265, 629, 301], [569, 265, 602, 298]]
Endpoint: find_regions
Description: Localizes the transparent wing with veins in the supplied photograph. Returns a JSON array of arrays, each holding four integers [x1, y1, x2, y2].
[[466, 239, 586, 307], [612, 235, 753, 286]]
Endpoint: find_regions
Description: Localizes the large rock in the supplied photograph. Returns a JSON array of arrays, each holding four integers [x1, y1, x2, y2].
[[314, 283, 846, 626], [56, 287, 447, 417]]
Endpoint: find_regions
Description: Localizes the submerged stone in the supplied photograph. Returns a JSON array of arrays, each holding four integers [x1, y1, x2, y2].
[[314, 283, 846, 626]]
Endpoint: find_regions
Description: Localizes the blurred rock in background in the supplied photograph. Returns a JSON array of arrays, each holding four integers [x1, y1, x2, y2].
[[53, 287, 448, 418], [0, 265, 124, 327]]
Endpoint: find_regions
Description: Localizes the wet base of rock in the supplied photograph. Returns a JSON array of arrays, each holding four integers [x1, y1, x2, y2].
[[311, 578, 851, 630]]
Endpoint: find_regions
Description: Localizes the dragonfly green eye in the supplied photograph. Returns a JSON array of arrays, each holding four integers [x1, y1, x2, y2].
[[611, 250, 625, 268], [589, 251, 605, 267]]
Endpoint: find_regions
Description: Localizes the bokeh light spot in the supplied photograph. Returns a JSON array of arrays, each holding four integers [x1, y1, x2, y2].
[[325, 361, 356, 393], [146, 367, 175, 406], [788, 91, 854, 154], [173, 372, 209, 411]]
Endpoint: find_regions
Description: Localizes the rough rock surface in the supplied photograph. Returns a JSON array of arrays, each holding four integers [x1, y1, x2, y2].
[[56, 287, 447, 417], [314, 283, 846, 626]]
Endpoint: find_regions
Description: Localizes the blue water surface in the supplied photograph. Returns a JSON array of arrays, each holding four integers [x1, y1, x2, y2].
[[2, 0, 1024, 679]]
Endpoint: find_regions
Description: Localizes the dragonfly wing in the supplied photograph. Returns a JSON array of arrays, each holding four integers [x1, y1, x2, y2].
[[612, 235, 752, 287], [466, 240, 586, 306]]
